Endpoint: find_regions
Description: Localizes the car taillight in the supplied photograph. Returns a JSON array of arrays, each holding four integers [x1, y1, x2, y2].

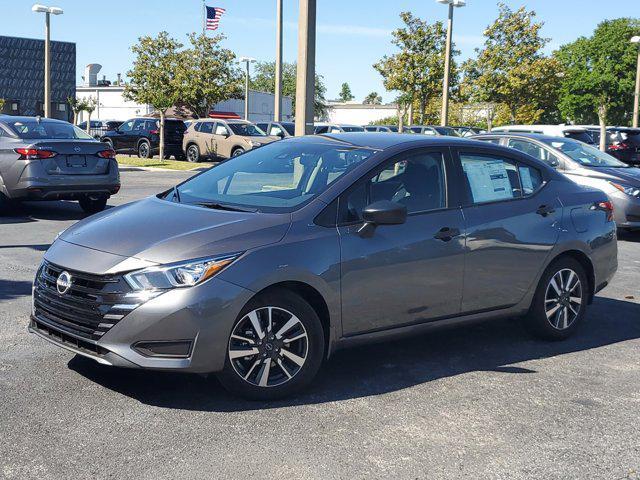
[[150, 129, 159, 135], [97, 149, 116, 159], [609, 142, 630, 151], [14, 148, 57, 159], [593, 200, 614, 221]]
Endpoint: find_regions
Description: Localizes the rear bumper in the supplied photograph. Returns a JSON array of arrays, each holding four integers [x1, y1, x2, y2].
[[610, 191, 640, 229], [11, 183, 120, 200]]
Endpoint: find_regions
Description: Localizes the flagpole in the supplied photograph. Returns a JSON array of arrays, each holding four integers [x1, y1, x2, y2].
[[202, 0, 206, 34]]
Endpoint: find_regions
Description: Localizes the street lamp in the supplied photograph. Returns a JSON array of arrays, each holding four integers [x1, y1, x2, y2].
[[32, 4, 64, 118], [239, 56, 256, 121], [631, 36, 640, 128], [436, 0, 466, 127]]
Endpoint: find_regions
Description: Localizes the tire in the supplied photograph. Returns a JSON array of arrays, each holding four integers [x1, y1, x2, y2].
[[138, 140, 151, 159], [186, 144, 200, 163], [525, 257, 589, 340], [217, 290, 325, 400], [78, 196, 108, 214], [0, 192, 12, 215], [231, 147, 245, 157]]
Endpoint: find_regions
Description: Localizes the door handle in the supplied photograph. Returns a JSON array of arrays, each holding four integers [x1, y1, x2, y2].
[[433, 227, 460, 242], [536, 204, 556, 217]]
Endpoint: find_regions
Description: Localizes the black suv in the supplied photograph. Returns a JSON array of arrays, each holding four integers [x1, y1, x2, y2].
[[588, 127, 640, 166], [100, 118, 186, 159]]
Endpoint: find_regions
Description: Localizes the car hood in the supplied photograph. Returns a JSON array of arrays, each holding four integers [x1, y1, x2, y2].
[[58, 196, 291, 265], [573, 166, 640, 185]]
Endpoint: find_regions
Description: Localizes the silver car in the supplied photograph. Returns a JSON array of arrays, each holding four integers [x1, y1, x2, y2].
[[0, 116, 120, 213], [30, 134, 617, 399], [473, 133, 640, 230]]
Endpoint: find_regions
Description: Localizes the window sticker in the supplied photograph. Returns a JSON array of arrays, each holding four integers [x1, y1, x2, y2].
[[462, 158, 513, 203]]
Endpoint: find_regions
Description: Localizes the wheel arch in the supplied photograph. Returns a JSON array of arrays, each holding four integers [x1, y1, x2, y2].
[[249, 281, 332, 358], [547, 249, 596, 304]]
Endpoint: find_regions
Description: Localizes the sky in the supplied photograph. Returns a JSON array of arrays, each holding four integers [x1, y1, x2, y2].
[[3, 0, 639, 103]]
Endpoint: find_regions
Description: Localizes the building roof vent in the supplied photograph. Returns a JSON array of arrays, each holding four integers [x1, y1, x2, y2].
[[84, 64, 102, 87]]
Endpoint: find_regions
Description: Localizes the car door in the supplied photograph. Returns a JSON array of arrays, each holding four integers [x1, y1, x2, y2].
[[212, 122, 232, 158], [112, 119, 134, 151], [198, 122, 215, 156], [130, 119, 147, 150], [452, 147, 560, 313], [338, 148, 466, 336]]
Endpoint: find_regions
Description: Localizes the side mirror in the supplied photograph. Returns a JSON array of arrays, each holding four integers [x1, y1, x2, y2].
[[358, 200, 407, 237]]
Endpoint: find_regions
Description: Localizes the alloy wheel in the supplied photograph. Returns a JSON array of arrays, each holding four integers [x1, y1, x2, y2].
[[187, 145, 199, 162], [228, 307, 309, 388], [139, 142, 149, 158], [544, 268, 583, 330]]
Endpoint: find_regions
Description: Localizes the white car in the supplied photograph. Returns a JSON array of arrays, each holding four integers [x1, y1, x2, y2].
[[491, 125, 595, 145]]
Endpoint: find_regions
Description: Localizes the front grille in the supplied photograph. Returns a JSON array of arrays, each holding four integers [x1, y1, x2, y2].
[[33, 261, 136, 341]]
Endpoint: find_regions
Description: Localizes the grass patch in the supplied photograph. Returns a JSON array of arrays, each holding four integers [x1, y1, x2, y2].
[[116, 155, 215, 171]]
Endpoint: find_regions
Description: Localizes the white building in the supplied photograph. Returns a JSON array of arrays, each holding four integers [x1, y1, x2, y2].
[[325, 101, 398, 126]]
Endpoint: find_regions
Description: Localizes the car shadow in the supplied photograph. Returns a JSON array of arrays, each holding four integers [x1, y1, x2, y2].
[[0, 279, 33, 301], [0, 201, 113, 224], [67, 296, 640, 411], [0, 243, 50, 252], [618, 230, 640, 243]]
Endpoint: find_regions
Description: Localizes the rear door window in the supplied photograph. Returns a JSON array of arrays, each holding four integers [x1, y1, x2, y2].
[[507, 139, 560, 168], [200, 122, 214, 134]]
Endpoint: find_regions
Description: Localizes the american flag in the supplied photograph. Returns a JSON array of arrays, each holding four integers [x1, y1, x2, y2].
[[206, 6, 226, 30]]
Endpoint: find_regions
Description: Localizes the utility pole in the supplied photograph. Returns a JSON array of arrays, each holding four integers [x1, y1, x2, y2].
[[274, 0, 283, 121], [437, 0, 465, 127], [239, 57, 256, 121], [631, 36, 640, 128], [295, 0, 316, 136], [33, 4, 64, 118]]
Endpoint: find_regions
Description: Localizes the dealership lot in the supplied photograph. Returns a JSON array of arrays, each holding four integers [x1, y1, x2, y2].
[[1, 170, 640, 479]]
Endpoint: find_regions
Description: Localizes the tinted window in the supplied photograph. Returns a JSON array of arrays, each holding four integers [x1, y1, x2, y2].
[[507, 139, 559, 167], [564, 131, 594, 144], [388, 126, 399, 132], [365, 126, 377, 132], [200, 122, 214, 134], [315, 126, 329, 134], [228, 123, 266, 136], [434, 126, 460, 137], [256, 123, 268, 131], [282, 123, 295, 135], [194, 122, 202, 132], [175, 141, 377, 212], [119, 120, 134, 132], [144, 120, 157, 130], [341, 152, 446, 222], [461, 154, 522, 203], [620, 131, 640, 147], [341, 126, 365, 132], [7, 120, 93, 140]]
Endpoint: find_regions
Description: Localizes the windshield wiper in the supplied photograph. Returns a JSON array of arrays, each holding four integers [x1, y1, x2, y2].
[[194, 202, 257, 213]]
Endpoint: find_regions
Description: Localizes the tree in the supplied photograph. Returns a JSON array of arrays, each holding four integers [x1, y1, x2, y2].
[[125, 31, 182, 161], [83, 97, 97, 133], [374, 12, 458, 124], [339, 82, 354, 102], [556, 18, 640, 149], [176, 33, 243, 118], [363, 92, 382, 105], [67, 96, 88, 125], [250, 61, 328, 118], [463, 3, 561, 125]]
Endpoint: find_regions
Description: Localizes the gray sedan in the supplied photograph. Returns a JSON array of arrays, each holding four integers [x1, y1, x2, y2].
[[473, 132, 640, 230], [30, 134, 617, 399], [0, 116, 120, 213]]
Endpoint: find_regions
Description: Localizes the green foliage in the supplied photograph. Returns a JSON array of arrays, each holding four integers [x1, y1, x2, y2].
[[250, 61, 328, 118], [556, 18, 640, 127], [176, 33, 243, 118], [339, 83, 354, 102], [463, 3, 561, 124], [0, 98, 5, 112], [369, 115, 399, 126], [374, 12, 459, 120], [363, 92, 383, 105]]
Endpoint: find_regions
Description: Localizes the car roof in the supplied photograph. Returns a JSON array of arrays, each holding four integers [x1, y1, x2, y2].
[[0, 115, 69, 124], [320, 132, 491, 149], [472, 132, 578, 143], [492, 124, 588, 132]]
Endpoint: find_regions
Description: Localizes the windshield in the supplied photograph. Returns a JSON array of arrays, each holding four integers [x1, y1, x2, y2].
[[228, 123, 266, 136], [8, 120, 93, 140], [172, 140, 377, 212], [545, 138, 628, 167], [282, 123, 295, 136]]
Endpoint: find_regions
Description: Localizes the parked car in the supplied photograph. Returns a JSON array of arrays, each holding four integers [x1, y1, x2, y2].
[[100, 117, 186, 159], [491, 125, 595, 145], [256, 121, 296, 139], [406, 125, 461, 136], [472, 132, 640, 230], [182, 119, 277, 162], [30, 133, 617, 399], [314, 123, 365, 134], [451, 126, 487, 137], [0, 116, 120, 213], [78, 120, 122, 139], [364, 125, 399, 132], [582, 127, 640, 166]]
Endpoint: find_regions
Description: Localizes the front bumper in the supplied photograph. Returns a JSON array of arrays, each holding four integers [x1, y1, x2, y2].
[[29, 276, 254, 373]]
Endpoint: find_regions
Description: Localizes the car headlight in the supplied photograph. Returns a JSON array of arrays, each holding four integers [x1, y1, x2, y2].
[[124, 254, 240, 291], [609, 182, 640, 197]]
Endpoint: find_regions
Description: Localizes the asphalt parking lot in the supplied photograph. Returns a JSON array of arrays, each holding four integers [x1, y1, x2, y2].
[[1, 169, 640, 479]]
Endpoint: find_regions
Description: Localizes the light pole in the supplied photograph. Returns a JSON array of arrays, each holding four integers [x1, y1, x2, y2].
[[32, 4, 63, 118], [239, 57, 256, 121], [295, 0, 316, 136], [274, 0, 283, 121], [436, 0, 465, 127], [631, 36, 640, 129]]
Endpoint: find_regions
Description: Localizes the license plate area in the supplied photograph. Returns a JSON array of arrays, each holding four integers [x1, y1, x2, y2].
[[66, 155, 87, 168]]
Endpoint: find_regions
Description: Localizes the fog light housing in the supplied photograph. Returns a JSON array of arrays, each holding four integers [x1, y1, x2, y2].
[[133, 340, 193, 358]]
